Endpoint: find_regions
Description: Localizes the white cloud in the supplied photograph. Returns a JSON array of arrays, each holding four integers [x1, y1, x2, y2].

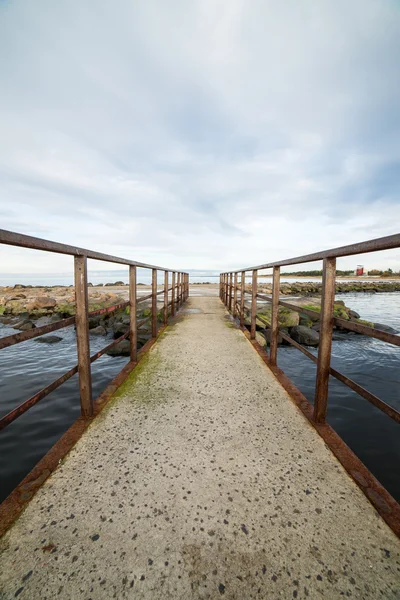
[[0, 0, 399, 277]]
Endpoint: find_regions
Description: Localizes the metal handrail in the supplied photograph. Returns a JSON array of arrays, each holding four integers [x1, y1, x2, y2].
[[227, 233, 400, 272], [220, 233, 400, 426], [0, 230, 190, 430], [0, 228, 178, 271]]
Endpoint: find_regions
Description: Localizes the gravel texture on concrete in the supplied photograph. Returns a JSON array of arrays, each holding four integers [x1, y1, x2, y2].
[[0, 296, 399, 600]]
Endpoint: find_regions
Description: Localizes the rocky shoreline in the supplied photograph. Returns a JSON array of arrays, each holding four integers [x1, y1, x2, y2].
[[0, 285, 159, 356], [1, 283, 399, 354], [242, 296, 398, 349], [254, 280, 400, 295]]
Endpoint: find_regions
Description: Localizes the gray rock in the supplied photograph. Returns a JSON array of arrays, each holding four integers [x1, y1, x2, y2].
[[348, 309, 361, 319], [263, 329, 283, 346], [34, 335, 63, 344], [15, 320, 36, 331], [90, 325, 107, 335], [374, 322, 398, 334], [106, 340, 131, 356], [138, 333, 151, 348], [290, 325, 319, 347], [88, 317, 101, 329], [113, 322, 129, 338], [34, 296, 57, 309]]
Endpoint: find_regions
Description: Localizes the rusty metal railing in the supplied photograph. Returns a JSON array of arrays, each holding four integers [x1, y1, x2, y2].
[[0, 229, 189, 430], [220, 233, 400, 425]]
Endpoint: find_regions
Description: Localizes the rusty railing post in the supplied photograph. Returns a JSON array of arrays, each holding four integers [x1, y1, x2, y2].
[[74, 255, 92, 417], [129, 265, 137, 362], [171, 271, 176, 316], [152, 268, 157, 338], [240, 271, 245, 327], [186, 273, 189, 300], [251, 269, 257, 339], [270, 266, 280, 366], [228, 272, 233, 312], [180, 272, 183, 304], [233, 272, 238, 318], [164, 270, 168, 325], [313, 257, 336, 423], [224, 273, 228, 307]]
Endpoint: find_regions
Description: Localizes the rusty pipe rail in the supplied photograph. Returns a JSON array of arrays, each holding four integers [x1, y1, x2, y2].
[[220, 233, 400, 427], [231, 233, 400, 272], [0, 230, 189, 430]]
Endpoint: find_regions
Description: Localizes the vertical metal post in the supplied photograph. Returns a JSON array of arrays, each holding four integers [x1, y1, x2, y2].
[[177, 272, 181, 307], [171, 271, 176, 316], [233, 272, 238, 318], [251, 269, 257, 339], [164, 270, 168, 325], [74, 256, 92, 417], [314, 257, 336, 423], [228, 272, 233, 312], [129, 265, 137, 362], [225, 273, 229, 306], [270, 266, 280, 366], [152, 268, 157, 338], [240, 271, 245, 327], [186, 273, 189, 300]]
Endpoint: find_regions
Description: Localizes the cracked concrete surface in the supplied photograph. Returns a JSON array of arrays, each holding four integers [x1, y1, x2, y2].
[[0, 296, 399, 599]]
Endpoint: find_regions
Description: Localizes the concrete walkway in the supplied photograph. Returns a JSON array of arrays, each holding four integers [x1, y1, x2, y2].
[[0, 297, 399, 600]]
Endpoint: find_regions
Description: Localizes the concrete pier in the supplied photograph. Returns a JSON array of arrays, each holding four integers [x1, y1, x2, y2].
[[0, 296, 399, 599]]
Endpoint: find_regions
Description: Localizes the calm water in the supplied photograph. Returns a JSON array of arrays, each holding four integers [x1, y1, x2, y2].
[[277, 292, 400, 501], [0, 327, 128, 502], [0, 292, 399, 504]]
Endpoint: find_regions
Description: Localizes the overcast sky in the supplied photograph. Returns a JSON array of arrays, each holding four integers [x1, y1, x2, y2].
[[0, 0, 399, 275]]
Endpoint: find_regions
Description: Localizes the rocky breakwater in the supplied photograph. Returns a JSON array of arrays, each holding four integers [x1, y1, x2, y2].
[[255, 280, 400, 296], [0, 285, 159, 356], [243, 297, 398, 349]]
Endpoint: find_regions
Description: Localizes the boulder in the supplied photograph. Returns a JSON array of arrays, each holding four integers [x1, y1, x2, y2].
[[34, 297, 57, 309], [88, 317, 101, 329], [113, 322, 129, 338], [299, 313, 313, 328], [348, 309, 361, 319], [263, 329, 283, 346], [138, 333, 151, 348], [34, 335, 63, 344], [15, 320, 36, 331], [4, 300, 25, 315], [90, 325, 107, 335], [290, 326, 319, 347], [106, 340, 131, 356], [374, 322, 398, 334], [56, 304, 76, 317], [257, 306, 299, 328]]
